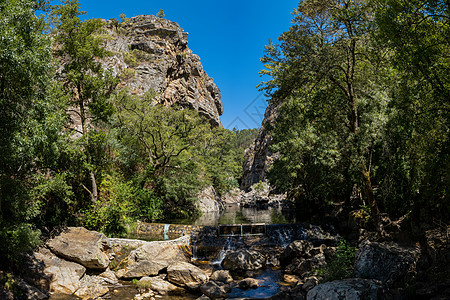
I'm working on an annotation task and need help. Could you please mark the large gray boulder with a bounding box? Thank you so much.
[200,281,229,299]
[113,235,190,278]
[46,227,110,270]
[138,276,184,295]
[210,270,233,284]
[222,249,265,271]
[307,278,386,300]
[26,247,86,295]
[167,262,209,290]
[354,240,419,285]
[196,185,222,213]
[73,275,109,299]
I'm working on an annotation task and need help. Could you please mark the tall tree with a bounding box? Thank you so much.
[0,0,60,268]
[261,0,390,228]
[51,0,117,204]
[375,0,450,218]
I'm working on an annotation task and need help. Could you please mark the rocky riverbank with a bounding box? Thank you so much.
[11,224,450,300]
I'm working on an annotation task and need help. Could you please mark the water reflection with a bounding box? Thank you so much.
[169,204,296,226]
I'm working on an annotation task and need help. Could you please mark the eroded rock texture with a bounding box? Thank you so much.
[102,15,223,126]
[241,103,280,190]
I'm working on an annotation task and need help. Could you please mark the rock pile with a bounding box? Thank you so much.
[22,227,201,299]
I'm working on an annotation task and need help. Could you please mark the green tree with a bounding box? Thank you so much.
[51,0,118,204]
[0,0,60,269]
[261,0,390,228]
[374,0,450,218]
[114,91,210,218]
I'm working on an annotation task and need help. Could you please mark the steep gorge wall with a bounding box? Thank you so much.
[240,103,280,191]
[101,15,223,126]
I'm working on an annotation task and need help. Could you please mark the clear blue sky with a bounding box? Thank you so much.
[69,0,299,129]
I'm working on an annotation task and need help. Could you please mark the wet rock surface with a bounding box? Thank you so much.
[200,280,229,299]
[221,249,265,271]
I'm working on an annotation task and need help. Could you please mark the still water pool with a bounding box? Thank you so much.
[167,204,297,226]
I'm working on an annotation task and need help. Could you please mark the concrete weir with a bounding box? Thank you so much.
[218,223,266,236]
[133,222,338,261]
[134,222,267,240]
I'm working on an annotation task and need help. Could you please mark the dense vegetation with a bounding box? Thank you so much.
[0,0,256,271]
[261,0,449,230]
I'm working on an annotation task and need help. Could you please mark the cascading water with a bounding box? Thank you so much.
[211,235,235,266]
[163,224,170,240]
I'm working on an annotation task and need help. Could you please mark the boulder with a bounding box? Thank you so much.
[302,276,318,292]
[222,249,265,271]
[46,227,110,270]
[138,276,184,295]
[98,269,118,285]
[26,247,86,294]
[200,281,228,299]
[196,185,222,213]
[238,278,259,289]
[306,278,385,300]
[210,270,233,284]
[221,188,242,204]
[116,260,166,278]
[354,240,419,285]
[114,235,190,279]
[167,262,209,290]
[285,254,326,277]
[74,275,109,300]
[17,279,48,300]
[280,240,314,266]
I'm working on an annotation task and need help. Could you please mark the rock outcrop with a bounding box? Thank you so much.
[354,240,420,286]
[241,103,280,190]
[113,235,190,278]
[196,185,222,213]
[46,227,110,270]
[167,262,209,290]
[102,15,223,126]
[307,278,386,300]
[26,247,86,294]
[222,249,265,271]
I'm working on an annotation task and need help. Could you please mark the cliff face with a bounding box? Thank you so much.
[101,15,223,126]
[240,103,280,191]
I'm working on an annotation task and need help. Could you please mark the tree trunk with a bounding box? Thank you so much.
[90,170,98,204]
[362,168,381,231]
[79,96,98,205]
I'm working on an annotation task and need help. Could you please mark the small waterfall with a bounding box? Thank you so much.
[163,224,170,240]
[211,235,235,266]
[274,227,291,247]
[192,239,198,260]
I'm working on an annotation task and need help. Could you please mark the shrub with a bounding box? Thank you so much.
[319,239,357,282]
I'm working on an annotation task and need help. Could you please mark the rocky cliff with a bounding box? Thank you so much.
[240,102,279,191]
[101,15,223,126]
